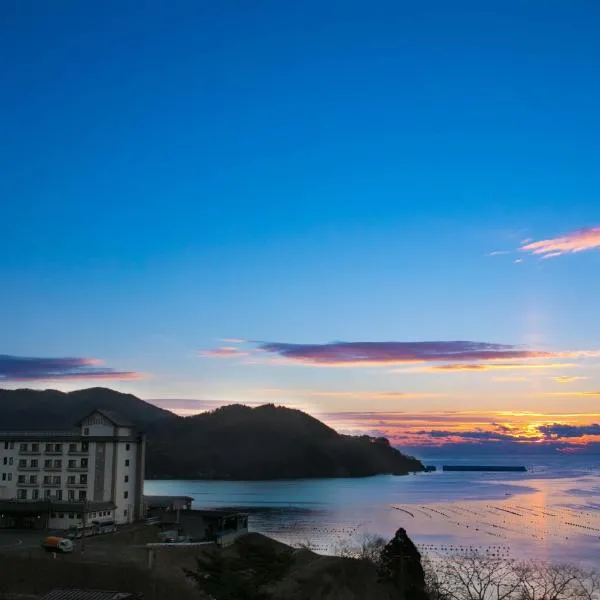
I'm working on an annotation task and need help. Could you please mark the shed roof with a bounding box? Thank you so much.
[143,495,193,507]
[38,590,141,600]
[76,409,133,428]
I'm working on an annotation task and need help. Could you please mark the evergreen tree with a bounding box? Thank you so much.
[379,528,428,600]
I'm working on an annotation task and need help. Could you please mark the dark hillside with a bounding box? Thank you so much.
[0,388,424,479]
[146,403,423,479]
[0,387,175,431]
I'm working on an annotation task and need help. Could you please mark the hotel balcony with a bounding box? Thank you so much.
[18,450,41,456]
[17,466,41,471]
[66,482,87,488]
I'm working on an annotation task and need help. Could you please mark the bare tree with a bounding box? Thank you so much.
[422,553,600,600]
[357,533,387,564]
[516,561,600,600]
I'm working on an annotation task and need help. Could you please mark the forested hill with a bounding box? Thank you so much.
[145,403,424,479]
[1,388,424,479]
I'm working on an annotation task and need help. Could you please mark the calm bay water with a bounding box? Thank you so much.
[145,456,600,566]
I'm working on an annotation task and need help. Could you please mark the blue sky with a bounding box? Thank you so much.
[1,1,600,447]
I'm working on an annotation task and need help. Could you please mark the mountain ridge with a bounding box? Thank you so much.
[0,387,424,479]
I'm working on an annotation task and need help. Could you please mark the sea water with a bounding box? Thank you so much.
[145,454,600,566]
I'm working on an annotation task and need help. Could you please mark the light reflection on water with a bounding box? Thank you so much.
[145,461,600,566]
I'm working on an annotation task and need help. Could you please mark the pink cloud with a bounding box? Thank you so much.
[520,226,600,258]
[0,355,144,381]
[251,340,599,368]
[420,362,577,372]
[198,347,248,358]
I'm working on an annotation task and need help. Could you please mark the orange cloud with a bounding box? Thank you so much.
[415,362,577,372]
[553,376,588,384]
[520,226,600,258]
[546,391,600,397]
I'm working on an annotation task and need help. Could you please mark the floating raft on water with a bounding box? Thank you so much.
[442,465,527,472]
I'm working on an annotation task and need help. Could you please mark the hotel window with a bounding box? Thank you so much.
[7,473,12,481]
[81,458,88,468]
[68,460,76,468]
[19,443,27,452]
[31,443,39,452]
[124,491,129,499]
[58,513,64,519]
[2,457,6,465]
[124,475,129,483]
[67,476,75,484]
[69,513,75,519]
[68,490,75,501]
[56,490,63,500]
[43,476,51,485]
[10,442,14,450]
[125,460,130,467]
[78,490,87,500]
[1,473,5,481]
[17,489,27,499]
[32,489,39,500]
[4,441,8,449]
[30,459,38,468]
[82,442,89,452]
[55,444,62,452]
[29,475,37,484]
[18,459,26,468]
[45,489,52,498]
[44,459,52,468]
[45,443,53,452]
[18,475,25,484]
[125,443,130,451]
[53,476,61,485]
[80,474,87,484]
[54,459,61,468]
[124,509,128,517]
[69,443,77,452]
[83,428,89,436]
[8,457,13,465]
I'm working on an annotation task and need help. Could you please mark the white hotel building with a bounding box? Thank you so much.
[0,409,146,530]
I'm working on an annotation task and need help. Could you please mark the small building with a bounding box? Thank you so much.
[144,495,248,546]
[0,409,146,529]
[39,589,142,600]
[143,494,193,513]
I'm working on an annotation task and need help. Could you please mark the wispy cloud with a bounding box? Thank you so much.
[198,347,248,358]
[252,340,593,368]
[418,362,577,372]
[553,376,588,384]
[520,226,600,258]
[261,388,441,400]
[546,391,600,397]
[486,250,511,257]
[0,355,143,382]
